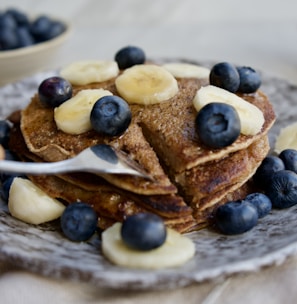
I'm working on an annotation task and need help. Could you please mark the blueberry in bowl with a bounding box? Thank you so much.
[0,9,67,51]
[0,7,71,86]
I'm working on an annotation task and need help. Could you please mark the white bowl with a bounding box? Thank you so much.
[0,20,71,87]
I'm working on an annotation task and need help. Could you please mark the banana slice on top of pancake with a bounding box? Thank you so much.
[162,62,210,79]
[115,64,179,105]
[193,85,265,136]
[54,89,113,134]
[60,60,119,86]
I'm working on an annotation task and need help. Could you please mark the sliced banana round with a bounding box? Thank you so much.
[60,60,119,86]
[193,85,264,136]
[162,62,210,79]
[115,64,179,105]
[102,222,195,269]
[8,177,65,225]
[54,89,113,135]
[274,122,297,153]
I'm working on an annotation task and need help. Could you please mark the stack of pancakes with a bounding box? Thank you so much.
[9,67,275,233]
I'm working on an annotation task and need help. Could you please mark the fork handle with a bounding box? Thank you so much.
[0,159,72,175]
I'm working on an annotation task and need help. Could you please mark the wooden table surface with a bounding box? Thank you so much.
[1,0,297,303]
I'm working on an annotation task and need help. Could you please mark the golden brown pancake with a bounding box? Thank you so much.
[9,123,268,232]
[20,77,275,185]
[174,135,269,207]
[9,125,197,233]
[9,62,276,233]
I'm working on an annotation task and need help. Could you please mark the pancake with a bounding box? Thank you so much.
[9,124,269,233]
[9,128,254,233]
[9,125,197,233]
[20,77,275,193]
[9,61,276,233]
[174,135,269,207]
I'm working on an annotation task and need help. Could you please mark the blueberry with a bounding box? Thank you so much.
[90,144,118,164]
[15,26,34,48]
[0,120,11,148]
[45,21,66,40]
[0,27,19,50]
[4,149,19,161]
[0,10,65,50]
[214,201,258,235]
[0,12,17,30]
[115,46,146,69]
[244,193,272,218]
[0,150,22,182]
[30,15,53,42]
[38,77,72,107]
[253,156,285,190]
[236,66,261,94]
[90,95,132,137]
[266,170,297,209]
[195,102,240,149]
[121,213,167,251]
[5,8,30,26]
[279,149,297,173]
[209,62,240,93]
[60,202,98,242]
[1,176,15,202]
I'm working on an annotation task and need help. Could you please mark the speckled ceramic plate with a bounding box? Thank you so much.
[0,63,297,291]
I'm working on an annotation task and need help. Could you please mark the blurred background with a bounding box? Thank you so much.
[1,0,297,84]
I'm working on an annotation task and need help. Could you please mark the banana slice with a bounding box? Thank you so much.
[115,64,179,105]
[54,89,113,134]
[8,177,65,225]
[60,60,119,86]
[274,122,297,153]
[162,62,210,79]
[193,85,264,136]
[102,222,195,269]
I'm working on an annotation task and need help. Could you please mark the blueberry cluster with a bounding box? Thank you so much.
[0,8,66,51]
[210,62,261,94]
[254,149,297,209]
[214,149,297,235]
[214,193,271,235]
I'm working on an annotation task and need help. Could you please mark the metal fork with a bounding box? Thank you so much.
[0,144,151,179]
